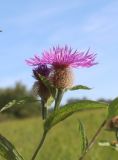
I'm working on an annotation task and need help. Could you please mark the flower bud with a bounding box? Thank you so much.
[32,81,51,101]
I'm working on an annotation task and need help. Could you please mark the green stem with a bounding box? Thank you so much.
[31,131,47,160]
[54,89,64,111]
[41,100,47,119]
[79,119,107,160]
[115,130,118,141]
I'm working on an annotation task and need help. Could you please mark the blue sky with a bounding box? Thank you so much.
[0,0,118,102]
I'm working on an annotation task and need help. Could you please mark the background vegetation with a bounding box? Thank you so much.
[0,83,115,160]
[0,110,117,160]
[0,82,40,120]
[0,82,111,120]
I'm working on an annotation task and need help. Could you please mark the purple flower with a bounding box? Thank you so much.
[25,55,41,66]
[41,46,97,68]
[26,56,51,79]
[26,46,97,68]
[26,45,97,89]
[33,65,51,80]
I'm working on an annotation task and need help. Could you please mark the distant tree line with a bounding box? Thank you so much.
[0,82,41,120]
[0,82,111,120]
[67,97,112,104]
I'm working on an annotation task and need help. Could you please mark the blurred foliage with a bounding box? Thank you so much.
[0,82,111,120]
[0,110,117,160]
[0,82,41,119]
[67,97,112,104]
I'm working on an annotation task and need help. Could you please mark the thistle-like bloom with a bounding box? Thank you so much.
[41,46,97,89]
[26,45,97,89]
[41,46,97,68]
[27,64,51,101]
[26,55,41,66]
[33,65,51,80]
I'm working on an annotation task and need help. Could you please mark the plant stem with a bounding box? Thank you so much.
[31,131,47,160]
[54,89,64,111]
[41,100,47,119]
[115,130,118,141]
[79,119,107,160]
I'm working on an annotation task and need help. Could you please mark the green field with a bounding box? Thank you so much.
[0,109,118,160]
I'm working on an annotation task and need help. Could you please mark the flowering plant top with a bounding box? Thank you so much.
[26,45,97,68]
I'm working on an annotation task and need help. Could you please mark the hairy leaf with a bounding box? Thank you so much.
[78,120,88,153]
[70,85,91,91]
[0,134,24,160]
[44,100,108,132]
[108,97,118,118]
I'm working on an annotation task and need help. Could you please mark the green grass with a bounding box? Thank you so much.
[0,109,118,160]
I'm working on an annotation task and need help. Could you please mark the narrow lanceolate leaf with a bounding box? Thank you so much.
[108,97,118,118]
[0,97,39,113]
[79,120,88,153]
[0,100,25,113]
[44,100,108,132]
[38,74,53,89]
[0,134,24,160]
[70,85,91,91]
[46,96,54,108]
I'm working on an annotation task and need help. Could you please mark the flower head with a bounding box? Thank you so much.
[25,55,41,66]
[32,65,51,100]
[26,45,97,89]
[33,65,51,80]
[32,81,51,101]
[26,59,52,99]
[41,46,97,68]
[26,46,97,68]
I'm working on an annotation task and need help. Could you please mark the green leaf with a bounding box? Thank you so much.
[38,74,53,89]
[0,97,40,113]
[108,97,118,118]
[78,120,88,154]
[44,100,108,132]
[45,96,54,108]
[0,100,25,113]
[70,85,91,91]
[0,134,24,160]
